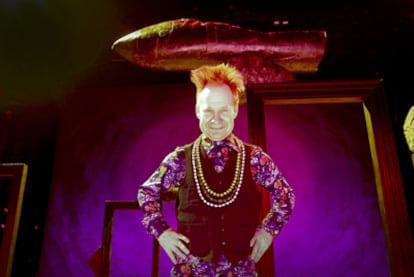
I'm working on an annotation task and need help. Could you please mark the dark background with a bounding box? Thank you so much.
[0,0,413,275]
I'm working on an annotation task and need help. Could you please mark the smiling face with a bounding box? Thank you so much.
[196,84,238,141]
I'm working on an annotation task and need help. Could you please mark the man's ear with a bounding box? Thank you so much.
[233,105,239,118]
[195,104,200,119]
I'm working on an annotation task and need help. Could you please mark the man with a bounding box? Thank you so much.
[138,63,295,276]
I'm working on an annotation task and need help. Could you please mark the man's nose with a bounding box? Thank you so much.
[211,113,220,123]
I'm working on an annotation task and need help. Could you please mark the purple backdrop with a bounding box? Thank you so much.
[38,83,389,276]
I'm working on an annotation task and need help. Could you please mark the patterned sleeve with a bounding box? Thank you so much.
[250,145,296,237]
[137,146,187,238]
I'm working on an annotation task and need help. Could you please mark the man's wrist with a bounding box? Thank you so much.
[259,224,278,238]
[148,218,170,239]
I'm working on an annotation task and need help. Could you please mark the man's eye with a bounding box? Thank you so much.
[203,110,213,116]
[220,109,231,115]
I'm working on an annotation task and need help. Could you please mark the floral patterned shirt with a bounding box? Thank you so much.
[137,134,295,239]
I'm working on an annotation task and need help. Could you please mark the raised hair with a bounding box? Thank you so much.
[190,63,245,104]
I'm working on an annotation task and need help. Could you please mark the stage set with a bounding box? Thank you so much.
[1,2,414,277]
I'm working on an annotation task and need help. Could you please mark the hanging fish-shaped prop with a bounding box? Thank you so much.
[112,18,327,75]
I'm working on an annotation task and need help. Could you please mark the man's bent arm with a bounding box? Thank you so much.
[137,147,187,238]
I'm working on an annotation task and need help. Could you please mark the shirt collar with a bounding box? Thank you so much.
[200,134,240,154]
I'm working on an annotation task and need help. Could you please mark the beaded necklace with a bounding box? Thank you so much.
[192,136,245,208]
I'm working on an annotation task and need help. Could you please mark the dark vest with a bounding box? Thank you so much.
[177,142,261,265]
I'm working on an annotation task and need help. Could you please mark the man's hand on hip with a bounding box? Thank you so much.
[158,228,190,264]
[249,228,273,263]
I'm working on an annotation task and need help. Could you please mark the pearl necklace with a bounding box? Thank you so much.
[192,136,245,208]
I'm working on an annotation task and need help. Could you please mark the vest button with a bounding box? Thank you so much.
[221,228,224,232]
[222,241,226,246]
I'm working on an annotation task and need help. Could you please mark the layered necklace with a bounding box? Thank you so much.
[192,136,245,208]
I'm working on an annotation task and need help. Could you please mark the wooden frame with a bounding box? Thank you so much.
[246,79,414,277]
[0,163,28,277]
[100,200,160,277]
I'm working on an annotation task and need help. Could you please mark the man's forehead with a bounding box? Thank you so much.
[199,102,233,109]
[197,95,234,107]
[198,88,234,105]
